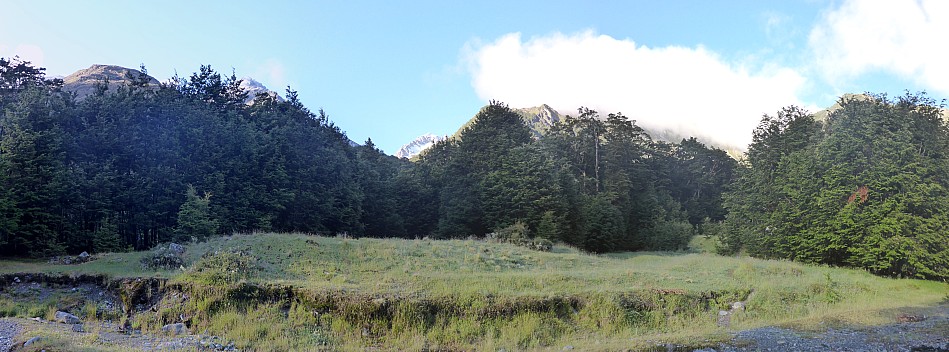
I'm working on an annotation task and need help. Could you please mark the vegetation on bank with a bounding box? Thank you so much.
[1,234,946,351]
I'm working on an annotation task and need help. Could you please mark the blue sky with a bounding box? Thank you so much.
[2,0,946,153]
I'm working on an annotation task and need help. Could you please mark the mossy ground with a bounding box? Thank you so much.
[1,233,946,351]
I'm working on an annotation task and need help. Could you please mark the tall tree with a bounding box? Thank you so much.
[0,87,70,256]
[174,185,219,242]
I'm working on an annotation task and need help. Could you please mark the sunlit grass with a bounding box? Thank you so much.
[1,232,946,351]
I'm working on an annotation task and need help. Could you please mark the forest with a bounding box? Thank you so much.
[0,57,946,281]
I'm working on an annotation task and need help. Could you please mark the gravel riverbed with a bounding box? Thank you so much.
[2,310,946,351]
[0,320,20,352]
[695,307,949,352]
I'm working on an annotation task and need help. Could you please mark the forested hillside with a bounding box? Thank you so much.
[1,58,946,281]
[0,58,732,257]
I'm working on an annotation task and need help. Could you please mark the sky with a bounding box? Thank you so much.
[1,0,946,154]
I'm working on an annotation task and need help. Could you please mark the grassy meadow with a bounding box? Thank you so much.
[1,233,947,351]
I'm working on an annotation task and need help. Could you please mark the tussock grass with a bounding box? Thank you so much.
[1,232,947,351]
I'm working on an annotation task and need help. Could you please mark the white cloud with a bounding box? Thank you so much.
[809,0,949,94]
[465,31,806,149]
[253,59,288,91]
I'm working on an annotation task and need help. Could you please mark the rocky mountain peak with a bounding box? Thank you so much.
[515,104,562,138]
[239,77,284,104]
[395,133,446,159]
[62,64,159,98]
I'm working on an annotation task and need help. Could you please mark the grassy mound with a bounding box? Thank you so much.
[1,233,946,351]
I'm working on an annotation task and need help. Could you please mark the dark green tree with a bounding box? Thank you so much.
[93,215,125,253]
[723,94,949,280]
[0,86,70,256]
[174,185,219,242]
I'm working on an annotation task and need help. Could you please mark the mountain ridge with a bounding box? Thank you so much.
[394,133,446,159]
[61,65,283,105]
[62,64,159,98]
[401,103,743,159]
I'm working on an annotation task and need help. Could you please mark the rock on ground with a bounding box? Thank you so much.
[161,323,188,336]
[54,311,81,324]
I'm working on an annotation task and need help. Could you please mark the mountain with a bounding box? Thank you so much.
[61,65,285,106]
[62,64,159,98]
[396,104,560,159]
[451,104,562,139]
[454,103,752,159]
[395,133,446,159]
[516,104,562,138]
[239,77,284,104]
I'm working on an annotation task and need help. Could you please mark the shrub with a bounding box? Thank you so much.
[646,219,693,251]
[140,243,185,270]
[185,249,258,286]
[487,221,552,252]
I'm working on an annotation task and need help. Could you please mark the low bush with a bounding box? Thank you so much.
[140,243,185,270]
[487,221,552,251]
[185,249,258,286]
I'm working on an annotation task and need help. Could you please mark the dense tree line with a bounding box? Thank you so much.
[11,58,945,281]
[0,59,421,256]
[723,94,949,280]
[414,102,736,252]
[0,59,733,256]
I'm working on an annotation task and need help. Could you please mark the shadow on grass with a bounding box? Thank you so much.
[602,251,696,260]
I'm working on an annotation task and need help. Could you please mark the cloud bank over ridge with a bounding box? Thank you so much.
[465,31,806,150]
[465,0,949,151]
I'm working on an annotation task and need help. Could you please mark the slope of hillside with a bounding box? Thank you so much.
[1,233,945,351]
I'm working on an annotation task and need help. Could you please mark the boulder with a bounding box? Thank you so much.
[161,322,188,335]
[168,243,186,254]
[717,310,731,327]
[23,336,42,347]
[55,311,81,324]
[732,301,746,311]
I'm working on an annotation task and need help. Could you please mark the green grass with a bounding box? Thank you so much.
[2,232,947,351]
[0,251,177,278]
[688,235,721,253]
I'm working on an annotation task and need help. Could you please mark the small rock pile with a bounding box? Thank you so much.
[48,251,94,265]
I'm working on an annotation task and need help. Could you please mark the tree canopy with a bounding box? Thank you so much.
[3,58,943,281]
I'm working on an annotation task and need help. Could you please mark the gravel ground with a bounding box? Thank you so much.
[0,317,235,352]
[695,308,949,352]
[2,308,946,351]
[0,319,20,352]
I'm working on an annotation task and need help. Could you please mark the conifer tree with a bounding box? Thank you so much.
[174,185,218,242]
[0,87,69,256]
